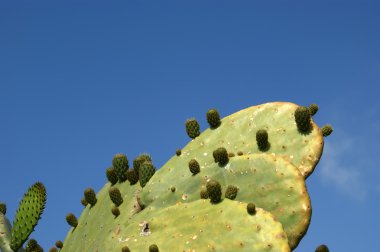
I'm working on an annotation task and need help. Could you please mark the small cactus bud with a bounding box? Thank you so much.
[308,103,319,116]
[66,213,78,228]
[106,167,118,185]
[81,197,88,207]
[206,108,221,128]
[295,106,312,133]
[55,240,63,249]
[185,118,200,139]
[149,244,159,252]
[206,179,222,204]
[26,239,38,250]
[139,161,156,188]
[112,153,129,182]
[122,246,131,252]
[188,159,200,175]
[228,152,235,157]
[237,151,243,156]
[112,206,120,217]
[256,129,270,151]
[126,169,139,185]
[133,154,152,175]
[247,203,256,215]
[0,202,6,215]
[49,247,58,252]
[84,187,97,206]
[213,147,229,166]
[315,244,330,252]
[170,186,176,192]
[200,188,209,199]
[109,187,123,206]
[176,149,182,156]
[321,124,333,137]
[225,185,239,200]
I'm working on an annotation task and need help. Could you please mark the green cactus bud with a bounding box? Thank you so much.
[55,240,63,249]
[112,206,120,218]
[133,154,152,177]
[84,188,97,206]
[228,152,235,157]
[122,246,131,252]
[206,108,221,129]
[66,213,78,228]
[109,187,123,206]
[49,247,58,252]
[322,124,333,137]
[35,244,44,252]
[315,244,329,252]
[26,239,38,251]
[295,106,312,132]
[175,149,181,156]
[200,188,209,199]
[247,203,256,215]
[188,159,200,175]
[237,151,243,156]
[10,182,47,252]
[212,147,229,166]
[139,162,156,188]
[170,186,176,192]
[256,129,270,151]
[185,118,200,139]
[149,244,159,252]
[112,154,129,182]
[206,179,222,204]
[126,169,139,185]
[106,167,118,185]
[225,185,239,200]
[81,197,88,207]
[0,202,6,215]
[308,103,319,116]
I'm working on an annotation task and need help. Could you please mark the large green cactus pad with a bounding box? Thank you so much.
[141,154,311,249]
[107,200,290,251]
[184,102,323,177]
[10,182,46,251]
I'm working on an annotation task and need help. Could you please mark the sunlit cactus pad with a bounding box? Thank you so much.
[141,154,311,249]
[177,102,323,177]
[83,200,290,252]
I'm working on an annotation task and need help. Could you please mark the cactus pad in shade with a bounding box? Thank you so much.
[140,154,311,249]
[10,182,46,252]
[185,118,200,138]
[112,154,129,182]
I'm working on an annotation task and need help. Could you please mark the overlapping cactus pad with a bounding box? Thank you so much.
[141,154,311,248]
[0,101,332,252]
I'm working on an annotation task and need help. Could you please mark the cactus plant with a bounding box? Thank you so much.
[1,101,333,251]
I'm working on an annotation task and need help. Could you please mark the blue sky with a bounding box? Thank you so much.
[0,1,379,251]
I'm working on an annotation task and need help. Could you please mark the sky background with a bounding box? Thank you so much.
[0,1,379,251]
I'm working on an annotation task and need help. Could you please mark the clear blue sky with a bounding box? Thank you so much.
[1,1,379,251]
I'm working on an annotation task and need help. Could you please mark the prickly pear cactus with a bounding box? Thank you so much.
[1,101,333,252]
